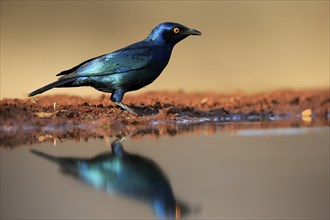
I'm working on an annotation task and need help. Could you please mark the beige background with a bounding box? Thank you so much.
[1,1,329,98]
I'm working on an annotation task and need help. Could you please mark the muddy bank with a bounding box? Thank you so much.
[1,89,329,147]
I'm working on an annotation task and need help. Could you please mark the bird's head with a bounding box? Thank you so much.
[146,22,201,46]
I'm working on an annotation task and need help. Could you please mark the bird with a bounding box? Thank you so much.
[30,136,189,219]
[28,22,201,115]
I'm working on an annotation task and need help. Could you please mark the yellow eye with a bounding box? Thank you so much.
[173,27,180,34]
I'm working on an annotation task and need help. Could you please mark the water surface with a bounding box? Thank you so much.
[1,123,329,219]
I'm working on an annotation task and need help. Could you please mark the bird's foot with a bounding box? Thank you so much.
[114,102,147,116]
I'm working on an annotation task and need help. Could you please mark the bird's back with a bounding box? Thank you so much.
[59,41,172,93]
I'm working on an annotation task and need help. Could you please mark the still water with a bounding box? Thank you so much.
[1,124,329,219]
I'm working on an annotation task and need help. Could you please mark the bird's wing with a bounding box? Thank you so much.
[57,44,153,78]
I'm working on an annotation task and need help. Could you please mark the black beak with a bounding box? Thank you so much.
[188,28,202,36]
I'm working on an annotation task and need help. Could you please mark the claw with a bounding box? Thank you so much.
[114,102,145,116]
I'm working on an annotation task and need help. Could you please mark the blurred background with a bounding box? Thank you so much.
[1,1,329,99]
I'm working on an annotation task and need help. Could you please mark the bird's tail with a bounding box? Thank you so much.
[28,77,76,97]
[30,149,59,164]
[30,149,80,176]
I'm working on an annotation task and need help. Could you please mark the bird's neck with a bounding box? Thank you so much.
[145,36,175,49]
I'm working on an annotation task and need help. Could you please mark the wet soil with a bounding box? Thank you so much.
[1,89,329,147]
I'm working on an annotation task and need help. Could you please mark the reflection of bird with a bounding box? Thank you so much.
[28,22,201,115]
[30,137,188,219]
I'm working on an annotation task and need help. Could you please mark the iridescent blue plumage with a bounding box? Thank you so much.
[30,137,189,219]
[28,22,201,115]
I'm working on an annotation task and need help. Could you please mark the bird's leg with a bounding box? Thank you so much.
[111,137,126,157]
[111,88,143,116]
